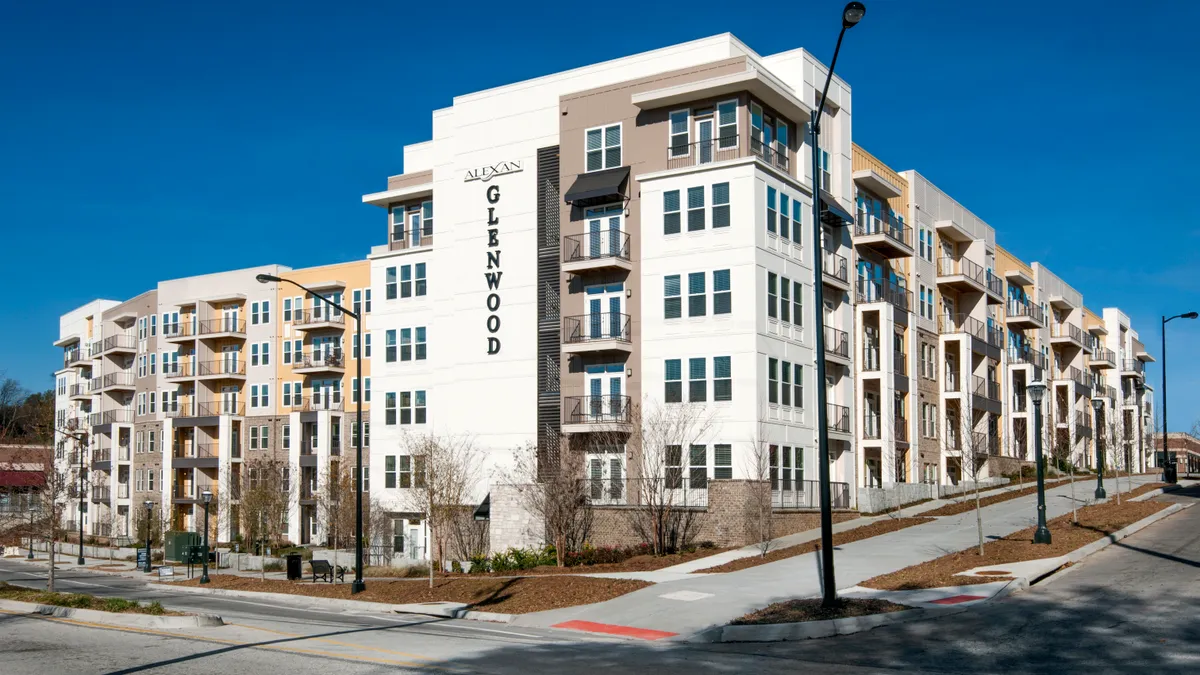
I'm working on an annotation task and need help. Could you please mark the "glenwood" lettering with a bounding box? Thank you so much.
[485,184,502,355]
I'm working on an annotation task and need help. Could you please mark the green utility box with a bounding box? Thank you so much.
[164,531,200,562]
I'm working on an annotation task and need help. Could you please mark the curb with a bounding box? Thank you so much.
[716,606,968,642]
[0,598,223,628]
[1129,483,1184,502]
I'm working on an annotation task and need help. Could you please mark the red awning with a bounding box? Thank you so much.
[0,471,44,488]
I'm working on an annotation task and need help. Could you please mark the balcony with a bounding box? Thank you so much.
[172,482,216,503]
[936,256,987,294]
[118,483,129,499]
[99,371,135,392]
[853,212,913,258]
[293,309,347,332]
[750,137,791,173]
[197,318,246,339]
[894,351,908,377]
[389,229,434,252]
[938,313,1003,350]
[984,271,1004,304]
[822,251,850,290]
[1120,359,1145,378]
[64,349,90,368]
[68,383,90,401]
[561,230,632,274]
[563,395,632,434]
[173,443,218,468]
[855,278,911,312]
[970,432,1000,456]
[118,445,131,461]
[945,370,962,393]
[1007,347,1048,371]
[863,413,881,440]
[582,476,710,508]
[1076,411,1092,439]
[164,361,195,380]
[90,409,133,427]
[1050,323,1086,349]
[99,334,137,355]
[91,448,111,470]
[824,326,851,366]
[289,396,345,413]
[973,375,1000,403]
[197,400,245,417]
[1090,347,1117,370]
[293,349,347,375]
[1005,300,1046,329]
[1055,366,1092,393]
[827,403,851,436]
[666,134,746,171]
[91,487,110,504]
[562,313,632,355]
[196,359,246,380]
[164,398,197,418]
[162,322,196,343]
[88,377,103,393]
[895,416,909,443]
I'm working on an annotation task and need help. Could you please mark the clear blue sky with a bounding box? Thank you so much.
[3,0,1199,429]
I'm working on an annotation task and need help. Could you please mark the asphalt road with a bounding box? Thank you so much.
[1,487,1197,674]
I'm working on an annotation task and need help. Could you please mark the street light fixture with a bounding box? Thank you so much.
[200,489,212,584]
[1027,381,1052,544]
[257,272,367,594]
[1091,397,1105,499]
[64,421,88,566]
[1160,311,1196,483]
[810,0,866,609]
[1135,380,1146,473]
[143,500,153,573]
[27,501,37,560]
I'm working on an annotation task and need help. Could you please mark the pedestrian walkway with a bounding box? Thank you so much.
[516,474,1161,640]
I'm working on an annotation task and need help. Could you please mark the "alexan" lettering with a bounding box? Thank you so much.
[485,184,502,355]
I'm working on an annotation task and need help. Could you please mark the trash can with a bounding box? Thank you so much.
[286,553,303,581]
[1164,464,1178,484]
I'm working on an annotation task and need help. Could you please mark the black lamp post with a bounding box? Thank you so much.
[143,500,153,573]
[810,0,865,610]
[200,489,212,584]
[1135,380,1145,473]
[1027,381,1052,544]
[1160,311,1196,483]
[27,501,36,560]
[1091,397,1105,499]
[257,273,366,594]
[70,427,88,565]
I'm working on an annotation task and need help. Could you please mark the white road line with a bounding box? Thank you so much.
[434,623,545,639]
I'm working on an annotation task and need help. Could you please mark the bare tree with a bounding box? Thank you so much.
[2,426,78,591]
[748,414,774,556]
[504,439,592,566]
[316,458,354,571]
[239,451,295,578]
[0,377,30,443]
[399,433,485,587]
[1100,410,1128,505]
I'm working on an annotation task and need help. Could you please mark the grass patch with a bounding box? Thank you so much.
[0,582,178,615]
[732,597,911,625]
[696,517,934,574]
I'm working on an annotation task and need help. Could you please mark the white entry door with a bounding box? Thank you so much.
[585,283,624,341]
[222,304,240,333]
[695,117,714,164]
[221,385,239,415]
[586,368,623,421]
[222,344,239,375]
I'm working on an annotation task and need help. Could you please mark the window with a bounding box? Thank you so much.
[283,425,291,449]
[781,360,791,406]
[665,359,682,402]
[261,300,270,324]
[767,272,778,319]
[586,123,621,172]
[385,456,396,489]
[150,315,156,336]
[386,267,397,300]
[713,444,732,479]
[665,445,683,489]
[282,382,292,407]
[779,193,790,240]
[717,100,737,147]
[793,281,803,326]
[689,358,706,402]
[713,269,731,315]
[415,327,427,360]
[149,392,156,414]
[283,298,292,322]
[399,456,413,488]
[353,333,360,359]
[421,201,434,239]
[251,302,259,325]
[767,186,777,234]
[687,186,705,231]
[669,110,689,156]
[365,333,372,358]
[282,340,291,365]
[400,328,412,361]
[250,426,259,450]
[817,148,831,192]
[688,272,706,317]
[364,289,372,313]
[391,205,405,242]
[352,289,362,315]
[768,357,779,404]
[664,275,681,319]
[251,343,259,367]
[791,199,803,245]
[398,390,427,425]
[386,330,397,362]
[794,363,803,408]
[714,356,731,402]
[149,354,156,375]
[147,464,155,490]
[780,277,791,323]
[664,190,681,235]
[251,385,260,408]
[689,445,707,489]
[136,431,143,454]
[711,182,730,228]
[135,469,144,492]
[148,431,155,454]
[138,317,147,340]
[137,393,146,416]
[385,392,396,425]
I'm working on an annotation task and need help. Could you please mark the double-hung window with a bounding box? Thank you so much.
[385,330,397,362]
[713,444,733,479]
[779,194,790,240]
[415,327,427,360]
[385,456,397,488]
[687,272,705,317]
[669,110,689,157]
[687,187,705,231]
[768,357,779,404]
[689,445,707,489]
[793,363,804,408]
[817,148,831,192]
[688,358,706,402]
[664,190,681,235]
[767,186,777,234]
[586,124,621,172]
[400,265,412,298]
[711,182,730,228]
[713,270,731,315]
[780,277,791,323]
[391,206,405,243]
[400,328,412,361]
[663,275,681,319]
[717,100,737,147]
[385,393,396,425]
[713,356,731,401]
[793,281,803,325]
[283,382,293,407]
[791,199,803,245]
[767,272,778,319]
[386,267,397,299]
[665,359,682,403]
[781,360,792,406]
[283,298,292,322]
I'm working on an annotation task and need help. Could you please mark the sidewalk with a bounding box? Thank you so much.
[515,473,1163,640]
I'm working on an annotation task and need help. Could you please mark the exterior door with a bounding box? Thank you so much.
[222,344,239,374]
[585,284,624,340]
[222,304,239,333]
[586,370,623,420]
[409,210,422,248]
[864,391,880,438]
[221,385,238,415]
[586,207,622,260]
[864,325,879,370]
[695,117,714,164]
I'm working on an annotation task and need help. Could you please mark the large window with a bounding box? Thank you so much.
[688,272,706,317]
[664,190,681,235]
[669,110,689,157]
[712,182,730,228]
[687,187,705,231]
[713,269,731,315]
[665,359,682,402]
[586,124,621,171]
[664,275,681,319]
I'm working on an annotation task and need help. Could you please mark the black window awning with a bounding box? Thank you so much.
[473,493,491,521]
[564,166,630,207]
[820,190,855,226]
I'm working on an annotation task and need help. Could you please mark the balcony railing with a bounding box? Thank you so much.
[863,413,881,440]
[772,479,851,509]
[562,230,630,266]
[945,370,962,392]
[824,326,850,359]
[822,251,849,284]
[938,313,1001,347]
[827,403,851,433]
[895,351,908,377]
[197,360,246,377]
[1006,299,1046,325]
[164,361,194,378]
[1007,347,1047,370]
[854,212,912,250]
[197,400,245,417]
[173,482,216,500]
[91,487,110,503]
[581,476,714,508]
[64,350,89,368]
[985,271,1003,297]
[388,230,434,251]
[666,133,743,170]
[1121,359,1145,375]
[1091,347,1117,366]
[161,322,192,339]
[562,313,631,345]
[971,432,1000,456]
[862,345,881,371]
[101,372,135,389]
[88,377,102,392]
[69,383,88,397]
[1051,322,1085,346]
[90,409,133,425]
[118,483,129,499]
[895,416,909,443]
[750,137,790,173]
[173,443,217,459]
[973,375,1000,402]
[855,278,911,312]
[93,448,111,463]
[101,334,137,353]
[936,256,986,287]
[293,309,346,327]
[295,349,345,370]
[118,445,131,461]
[564,395,632,426]
[198,318,246,336]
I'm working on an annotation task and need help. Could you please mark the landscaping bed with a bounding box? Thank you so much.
[924,476,1090,517]
[732,597,911,625]
[695,517,934,574]
[860,496,1171,591]
[172,574,650,614]
[0,582,174,615]
[455,544,731,577]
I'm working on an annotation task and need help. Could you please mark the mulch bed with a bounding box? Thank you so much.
[452,546,732,577]
[860,496,1171,591]
[924,476,1098,517]
[171,574,650,614]
[696,517,934,574]
[732,597,911,625]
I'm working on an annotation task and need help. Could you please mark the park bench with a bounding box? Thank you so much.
[309,559,346,583]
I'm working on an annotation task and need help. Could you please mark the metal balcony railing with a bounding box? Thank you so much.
[91,487,110,503]
[945,370,962,392]
[666,133,743,170]
[173,482,216,500]
[164,361,194,378]
[772,479,851,509]
[197,400,245,416]
[173,443,217,459]
[895,417,909,443]
[895,351,908,377]
[855,278,911,311]
[581,476,714,508]
[100,334,137,352]
[562,313,631,344]
[161,322,191,338]
[822,251,849,284]
[973,375,1001,402]
[69,383,88,397]
[562,229,631,266]
[750,137,790,173]
[90,409,133,425]
[971,432,1000,456]
[197,360,246,377]
[1006,299,1046,324]
[854,212,911,249]
[64,350,89,368]
[293,309,346,327]
[1007,347,1048,370]
[1052,322,1085,345]
[198,318,246,336]
[986,271,1003,297]
[1120,359,1145,375]
[102,372,135,388]
[1091,347,1116,365]
[564,395,632,425]
[295,349,345,370]
[827,403,851,433]
[862,345,881,371]
[938,313,1001,347]
[863,413,881,440]
[936,256,986,287]
[824,326,850,359]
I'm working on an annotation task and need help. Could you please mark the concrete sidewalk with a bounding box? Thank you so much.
[516,474,1163,640]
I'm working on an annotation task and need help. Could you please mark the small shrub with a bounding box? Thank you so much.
[143,601,166,615]
[489,550,516,573]
[262,560,284,572]
[450,560,463,574]
[43,593,91,609]
[101,597,138,613]
[468,553,490,573]
[698,541,716,550]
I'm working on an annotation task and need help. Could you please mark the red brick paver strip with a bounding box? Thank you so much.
[552,620,678,641]
[929,594,988,605]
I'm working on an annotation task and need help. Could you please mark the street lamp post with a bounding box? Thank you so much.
[810,0,865,609]
[1160,311,1197,483]
[1091,398,1105,499]
[74,430,87,565]
[1028,381,1052,544]
[27,501,36,560]
[143,500,153,573]
[1135,380,1145,473]
[257,273,366,594]
[200,490,212,584]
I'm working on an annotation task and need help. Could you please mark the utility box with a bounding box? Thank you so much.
[164,531,200,562]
